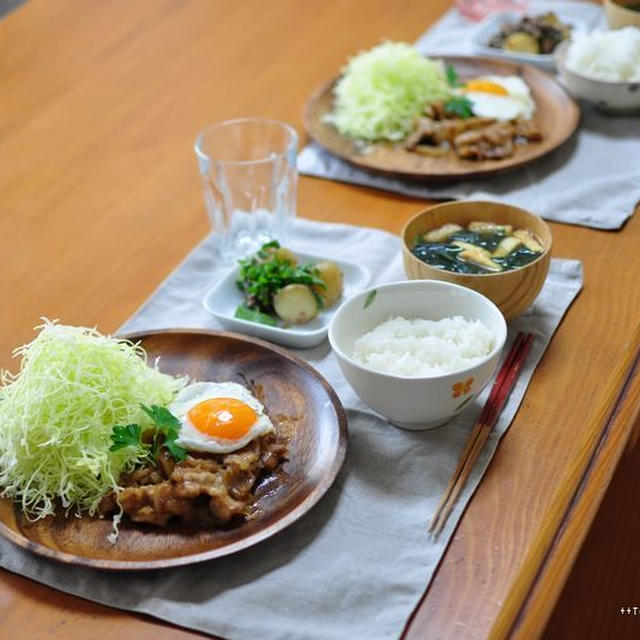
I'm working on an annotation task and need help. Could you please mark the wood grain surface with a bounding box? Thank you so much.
[494,322,640,638]
[401,201,552,318]
[1,0,639,639]
[0,330,347,570]
[304,56,579,181]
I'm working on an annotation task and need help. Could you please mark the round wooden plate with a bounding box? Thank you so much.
[304,55,580,182]
[0,330,348,570]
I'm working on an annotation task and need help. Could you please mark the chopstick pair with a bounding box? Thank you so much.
[429,332,535,538]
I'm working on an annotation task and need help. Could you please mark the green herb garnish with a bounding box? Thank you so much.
[445,64,462,88]
[444,96,474,119]
[109,404,187,462]
[109,424,143,452]
[140,404,187,462]
[234,305,278,326]
[257,239,280,259]
[364,289,377,309]
[236,241,325,314]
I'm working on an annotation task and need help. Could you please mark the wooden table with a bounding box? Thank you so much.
[2,1,640,638]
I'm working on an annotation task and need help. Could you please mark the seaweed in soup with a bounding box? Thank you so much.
[413,222,543,274]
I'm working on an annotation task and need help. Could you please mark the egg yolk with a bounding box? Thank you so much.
[188,397,257,440]
[463,80,508,96]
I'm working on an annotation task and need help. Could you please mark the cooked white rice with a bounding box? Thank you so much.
[353,316,494,377]
[566,27,640,82]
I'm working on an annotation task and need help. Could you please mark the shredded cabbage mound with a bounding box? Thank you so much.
[326,41,451,142]
[0,320,186,521]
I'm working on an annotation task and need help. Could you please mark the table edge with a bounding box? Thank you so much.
[491,321,640,639]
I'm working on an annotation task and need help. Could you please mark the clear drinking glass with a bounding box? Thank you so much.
[194,118,298,262]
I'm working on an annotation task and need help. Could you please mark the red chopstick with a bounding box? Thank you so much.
[429,332,535,537]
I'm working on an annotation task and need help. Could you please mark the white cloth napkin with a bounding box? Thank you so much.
[298,2,640,230]
[0,218,582,640]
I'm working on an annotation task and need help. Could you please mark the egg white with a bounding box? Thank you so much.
[463,75,535,121]
[169,381,274,454]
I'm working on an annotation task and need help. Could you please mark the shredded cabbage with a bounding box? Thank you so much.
[326,41,451,142]
[0,320,186,521]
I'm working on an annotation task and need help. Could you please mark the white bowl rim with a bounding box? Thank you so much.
[328,279,508,382]
[555,39,640,87]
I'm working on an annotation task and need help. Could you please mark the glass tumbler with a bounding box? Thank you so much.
[194,118,298,262]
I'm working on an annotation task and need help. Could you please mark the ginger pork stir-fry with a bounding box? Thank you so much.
[404,102,542,161]
[100,432,287,527]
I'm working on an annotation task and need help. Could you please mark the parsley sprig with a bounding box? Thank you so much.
[109,404,187,462]
[444,64,474,119]
[444,96,474,119]
[110,424,143,451]
[445,64,463,88]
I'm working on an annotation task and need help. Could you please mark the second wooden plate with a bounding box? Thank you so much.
[0,330,348,570]
[304,56,579,182]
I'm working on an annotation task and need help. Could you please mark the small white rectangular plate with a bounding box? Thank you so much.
[471,6,601,70]
[203,251,370,349]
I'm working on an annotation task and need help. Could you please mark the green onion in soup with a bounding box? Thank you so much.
[412,221,543,274]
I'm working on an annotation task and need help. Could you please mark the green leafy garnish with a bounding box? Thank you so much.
[445,64,462,88]
[162,437,188,462]
[236,241,325,315]
[109,424,143,452]
[444,96,474,119]
[235,305,278,326]
[139,403,181,433]
[140,404,187,462]
[364,289,377,309]
[109,404,187,463]
[257,240,280,259]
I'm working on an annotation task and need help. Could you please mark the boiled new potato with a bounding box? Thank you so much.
[274,247,297,265]
[313,260,344,308]
[504,31,540,54]
[273,284,318,324]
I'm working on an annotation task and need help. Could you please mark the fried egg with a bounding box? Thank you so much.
[169,381,274,454]
[461,75,535,121]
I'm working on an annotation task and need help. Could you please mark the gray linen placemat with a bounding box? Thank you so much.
[298,1,640,230]
[0,218,583,640]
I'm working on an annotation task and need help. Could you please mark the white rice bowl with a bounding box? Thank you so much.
[566,27,640,82]
[353,315,495,377]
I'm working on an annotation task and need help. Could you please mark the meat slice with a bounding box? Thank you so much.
[424,101,448,120]
[513,118,543,142]
[404,117,495,149]
[99,433,287,528]
[119,465,165,487]
[455,122,516,160]
[116,482,196,526]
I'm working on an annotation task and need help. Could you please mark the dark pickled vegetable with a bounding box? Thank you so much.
[488,12,571,55]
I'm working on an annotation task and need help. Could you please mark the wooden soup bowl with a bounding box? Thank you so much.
[401,201,552,319]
